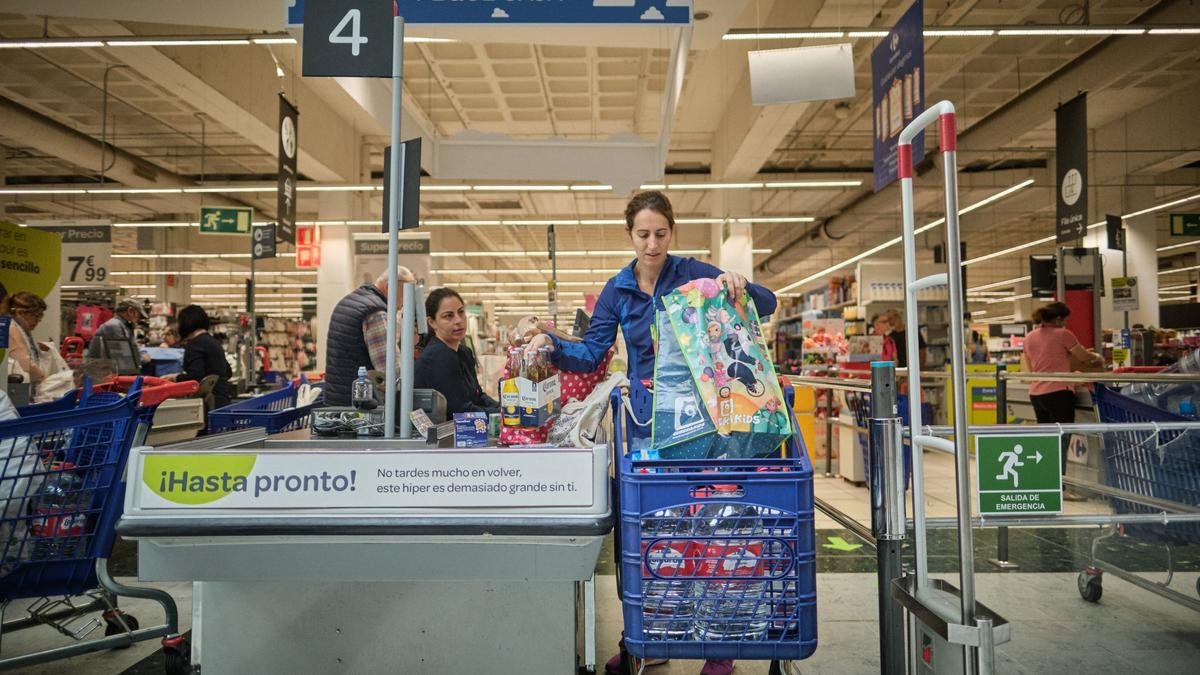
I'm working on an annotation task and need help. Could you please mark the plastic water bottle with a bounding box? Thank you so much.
[351,366,376,410]
[30,466,87,561]
[692,503,770,641]
[641,507,696,640]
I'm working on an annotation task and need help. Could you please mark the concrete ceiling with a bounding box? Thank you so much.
[0,0,1198,318]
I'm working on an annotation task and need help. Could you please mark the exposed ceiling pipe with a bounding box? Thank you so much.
[755,0,1190,279]
[0,96,248,211]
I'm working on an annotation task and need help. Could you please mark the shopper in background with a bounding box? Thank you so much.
[965,314,989,364]
[88,297,147,362]
[528,190,776,675]
[871,313,898,363]
[2,291,49,385]
[885,307,926,368]
[176,304,234,411]
[1021,301,1103,491]
[324,266,416,407]
[414,288,499,415]
[160,326,181,348]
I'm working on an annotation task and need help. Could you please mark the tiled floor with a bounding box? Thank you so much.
[4,447,1198,674]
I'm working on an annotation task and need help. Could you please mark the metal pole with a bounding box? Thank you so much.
[249,255,257,387]
[383,14,406,439]
[869,362,906,675]
[988,365,1018,570]
[941,144,979,675]
[824,386,834,477]
[399,281,415,439]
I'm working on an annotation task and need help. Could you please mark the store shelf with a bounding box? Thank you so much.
[861,298,949,307]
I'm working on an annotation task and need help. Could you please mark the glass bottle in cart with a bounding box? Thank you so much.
[30,464,88,561]
[641,507,697,640]
[692,502,770,641]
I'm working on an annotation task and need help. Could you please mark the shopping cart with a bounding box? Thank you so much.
[208,378,323,434]
[19,376,200,449]
[608,380,816,673]
[0,380,190,674]
[1083,384,1200,608]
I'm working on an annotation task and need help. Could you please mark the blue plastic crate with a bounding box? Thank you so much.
[1093,385,1200,544]
[208,382,323,434]
[611,385,817,662]
[0,390,142,600]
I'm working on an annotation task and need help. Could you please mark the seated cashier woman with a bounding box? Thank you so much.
[528,191,778,675]
[414,288,499,415]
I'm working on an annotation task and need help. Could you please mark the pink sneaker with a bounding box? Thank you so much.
[700,659,734,675]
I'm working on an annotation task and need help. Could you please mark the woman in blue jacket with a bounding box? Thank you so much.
[530,190,776,675]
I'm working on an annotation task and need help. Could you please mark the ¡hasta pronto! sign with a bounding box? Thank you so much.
[135,450,595,509]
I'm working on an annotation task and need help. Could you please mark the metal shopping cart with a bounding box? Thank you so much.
[1083,384,1200,610]
[608,381,816,674]
[0,379,190,673]
[208,377,323,434]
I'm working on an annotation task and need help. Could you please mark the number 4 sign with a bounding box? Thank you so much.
[303,0,394,78]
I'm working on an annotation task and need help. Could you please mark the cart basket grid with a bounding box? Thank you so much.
[208,381,323,434]
[1093,385,1200,544]
[0,391,142,599]
[610,383,817,661]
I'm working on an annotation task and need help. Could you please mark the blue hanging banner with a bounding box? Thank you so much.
[396,0,691,24]
[871,0,925,192]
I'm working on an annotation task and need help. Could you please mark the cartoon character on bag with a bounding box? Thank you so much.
[723,322,766,397]
[704,321,736,396]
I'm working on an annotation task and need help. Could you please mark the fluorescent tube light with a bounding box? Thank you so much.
[969,276,1031,292]
[924,29,995,37]
[723,31,846,41]
[107,39,252,46]
[777,181,1033,293]
[0,40,105,49]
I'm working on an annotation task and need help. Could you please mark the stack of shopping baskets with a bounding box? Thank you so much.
[1,377,192,673]
[208,377,323,434]
[609,383,817,670]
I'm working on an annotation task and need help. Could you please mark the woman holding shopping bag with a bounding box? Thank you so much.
[528,190,777,675]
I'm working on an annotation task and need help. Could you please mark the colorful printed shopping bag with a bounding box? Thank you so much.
[650,310,717,458]
[662,279,792,459]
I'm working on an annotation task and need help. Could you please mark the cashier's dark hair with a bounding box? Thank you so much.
[419,287,465,349]
[625,191,675,231]
[177,304,212,340]
[1032,302,1070,325]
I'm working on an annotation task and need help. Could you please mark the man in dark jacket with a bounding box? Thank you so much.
[324,267,415,406]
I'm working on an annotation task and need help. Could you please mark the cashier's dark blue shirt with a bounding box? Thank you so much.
[548,255,777,385]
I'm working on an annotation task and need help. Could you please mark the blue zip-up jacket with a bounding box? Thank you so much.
[549,255,777,385]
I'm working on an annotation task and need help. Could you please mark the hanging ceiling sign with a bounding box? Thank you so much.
[292,0,692,26]
[871,0,925,192]
[395,0,691,24]
[1055,93,1089,243]
[277,95,299,246]
[30,220,112,286]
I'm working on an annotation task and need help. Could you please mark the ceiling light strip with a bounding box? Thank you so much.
[722,25,1200,41]
[776,181,1033,294]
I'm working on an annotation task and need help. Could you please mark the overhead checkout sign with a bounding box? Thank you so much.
[289,0,691,26]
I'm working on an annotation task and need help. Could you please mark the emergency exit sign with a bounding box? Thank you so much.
[976,434,1062,516]
[1170,213,1200,236]
[199,207,253,235]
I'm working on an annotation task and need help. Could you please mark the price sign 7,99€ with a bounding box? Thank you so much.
[29,221,112,285]
[303,0,394,78]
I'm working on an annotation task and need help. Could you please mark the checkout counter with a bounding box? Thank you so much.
[118,427,613,673]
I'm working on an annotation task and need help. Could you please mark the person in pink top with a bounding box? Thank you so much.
[1021,302,1103,481]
